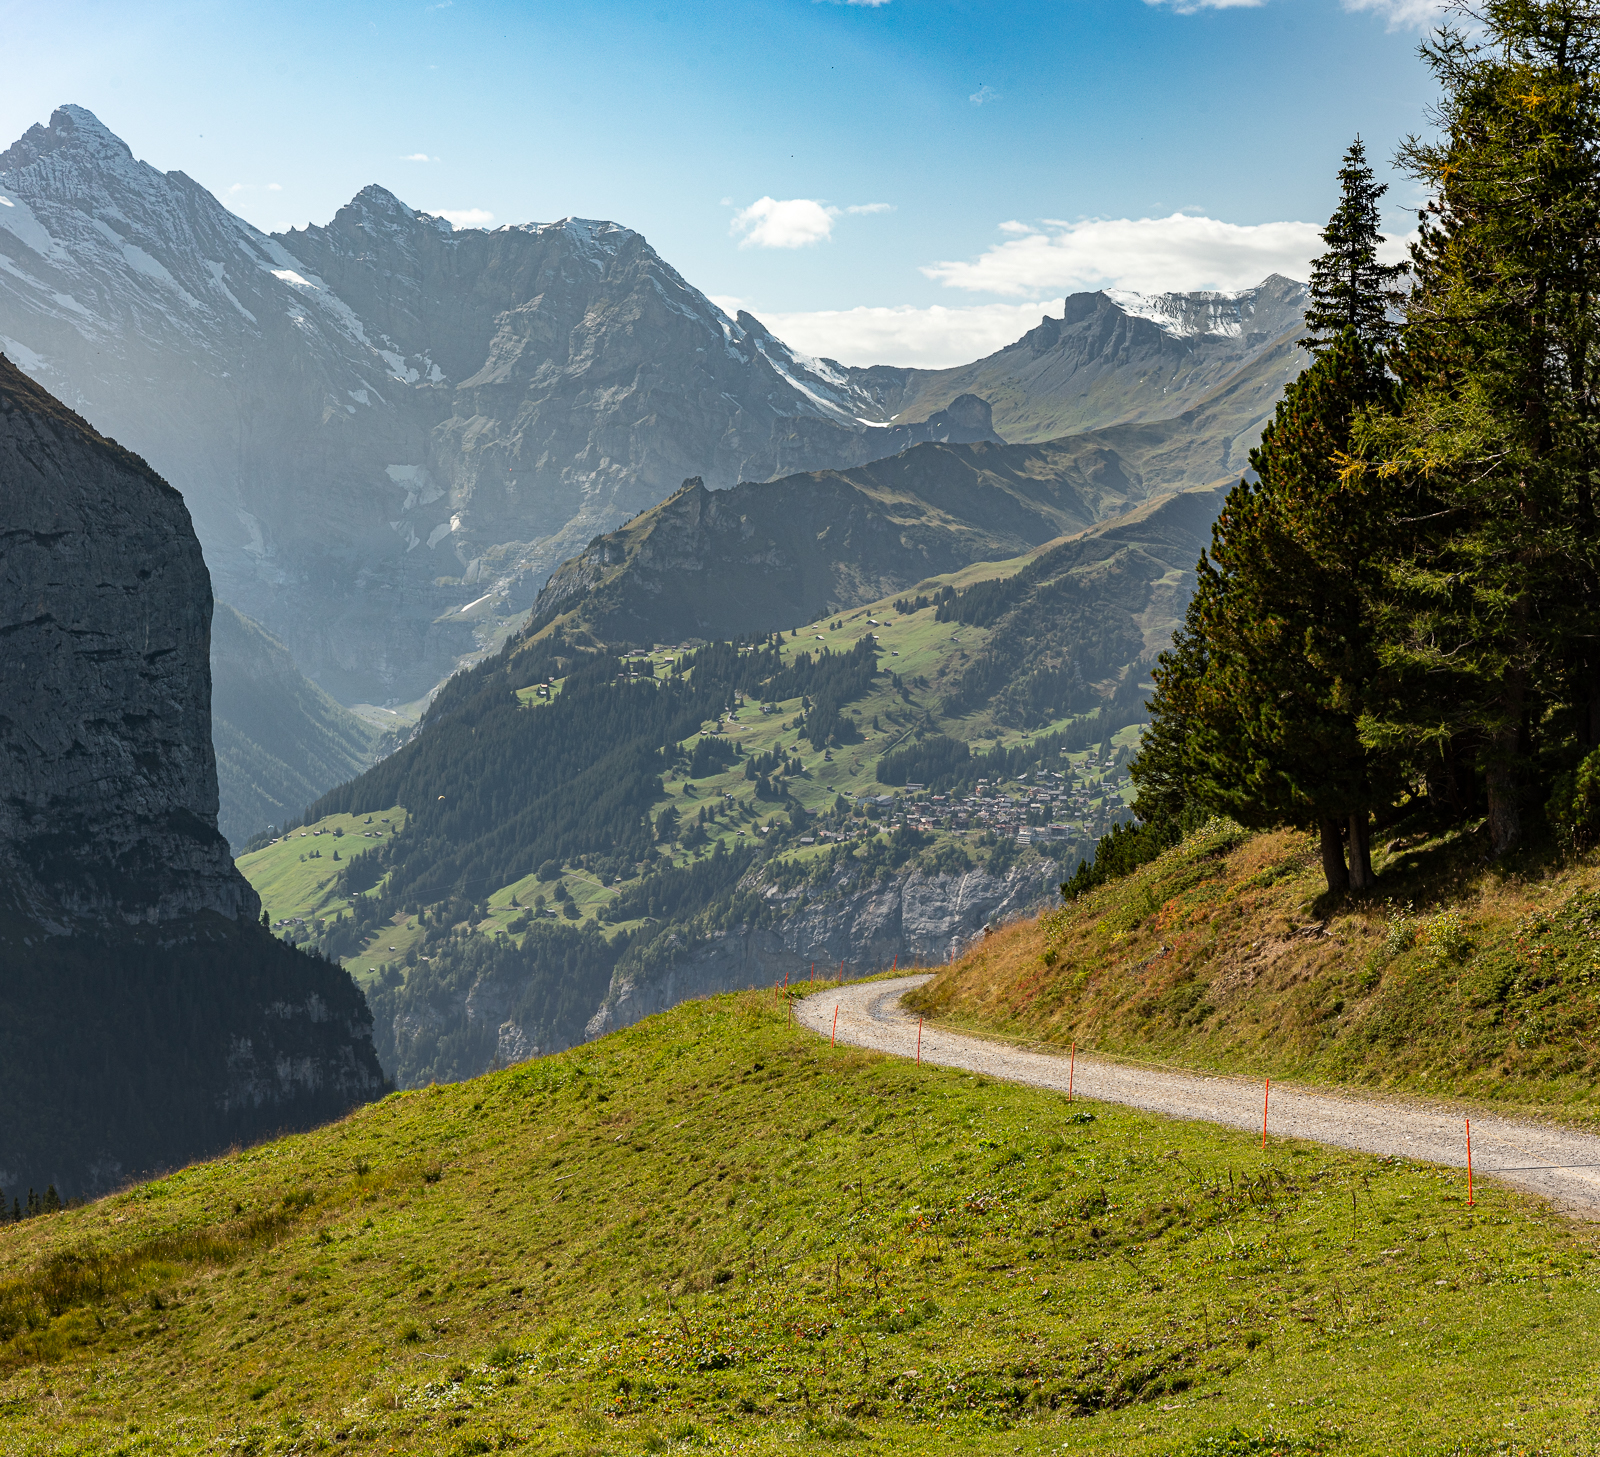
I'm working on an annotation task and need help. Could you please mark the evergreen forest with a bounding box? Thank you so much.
[1127,0,1600,897]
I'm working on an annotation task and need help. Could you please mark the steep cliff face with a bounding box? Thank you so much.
[0,354,387,1196]
[583,859,1058,1040]
[0,353,246,926]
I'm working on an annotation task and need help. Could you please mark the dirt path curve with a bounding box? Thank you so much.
[797,975,1600,1218]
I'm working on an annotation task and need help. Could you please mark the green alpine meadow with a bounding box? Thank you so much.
[4,989,1600,1455]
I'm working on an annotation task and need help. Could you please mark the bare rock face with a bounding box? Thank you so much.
[0,353,249,925]
[582,860,1057,1041]
[0,354,387,1196]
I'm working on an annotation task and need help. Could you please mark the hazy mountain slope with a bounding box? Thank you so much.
[0,353,384,1196]
[210,604,382,850]
[528,446,1114,647]
[844,276,1307,444]
[0,107,991,704]
[526,338,1284,652]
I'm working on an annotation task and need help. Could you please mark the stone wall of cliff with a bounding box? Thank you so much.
[0,353,388,1197]
[0,353,249,926]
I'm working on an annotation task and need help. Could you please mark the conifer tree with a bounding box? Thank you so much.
[1137,147,1404,894]
[1351,0,1600,855]
[1302,138,1408,353]
[1150,331,1397,893]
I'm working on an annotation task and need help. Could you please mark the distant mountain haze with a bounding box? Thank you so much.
[0,104,1304,712]
[210,603,383,850]
[843,275,1308,445]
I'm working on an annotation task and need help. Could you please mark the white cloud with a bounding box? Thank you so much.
[923,213,1331,296]
[1339,0,1450,27]
[227,182,283,194]
[729,197,894,249]
[969,84,1000,105]
[1143,0,1264,12]
[402,153,437,163]
[732,197,838,249]
[725,299,1071,370]
[427,208,494,229]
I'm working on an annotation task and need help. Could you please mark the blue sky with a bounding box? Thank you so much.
[3,0,1439,364]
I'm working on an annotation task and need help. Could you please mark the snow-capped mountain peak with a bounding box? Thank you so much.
[1102,274,1307,341]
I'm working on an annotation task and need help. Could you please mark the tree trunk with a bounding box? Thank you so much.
[1347,811,1374,892]
[1486,659,1525,857]
[1486,748,1521,856]
[1426,740,1464,819]
[1319,818,1349,897]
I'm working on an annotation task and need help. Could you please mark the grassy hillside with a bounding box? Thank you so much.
[909,815,1600,1122]
[3,989,1598,1455]
[235,809,408,966]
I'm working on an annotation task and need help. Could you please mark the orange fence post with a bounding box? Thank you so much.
[831,1005,839,1046]
[1262,1078,1270,1150]
[1466,1118,1474,1207]
[916,1017,923,1065]
[1068,1042,1075,1103]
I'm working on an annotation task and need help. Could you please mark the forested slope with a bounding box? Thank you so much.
[244,479,1220,1088]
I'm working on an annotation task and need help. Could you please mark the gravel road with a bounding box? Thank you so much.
[797,975,1600,1218]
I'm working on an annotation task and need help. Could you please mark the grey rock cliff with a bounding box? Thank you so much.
[0,354,388,1196]
[582,859,1057,1041]
[0,352,251,925]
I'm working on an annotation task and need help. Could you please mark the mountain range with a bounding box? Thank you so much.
[0,102,1313,1100]
[0,104,1305,722]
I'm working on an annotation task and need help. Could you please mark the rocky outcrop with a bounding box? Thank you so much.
[0,355,388,1195]
[0,353,247,925]
[583,859,1058,1040]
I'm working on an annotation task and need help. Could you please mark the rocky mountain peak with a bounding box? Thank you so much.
[0,104,132,174]
[338,182,428,232]
[1102,274,1309,341]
